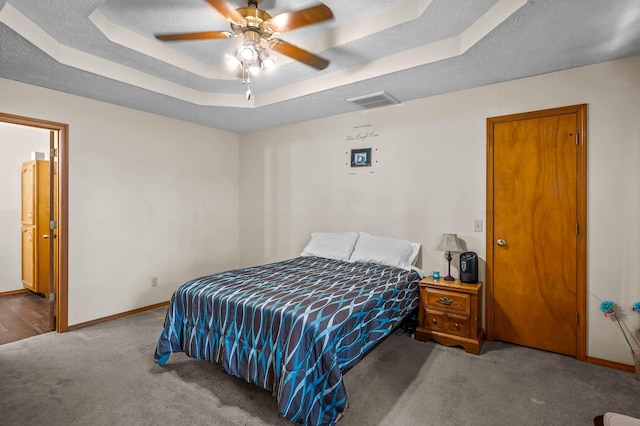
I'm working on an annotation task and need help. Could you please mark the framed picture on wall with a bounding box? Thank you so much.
[351,148,372,167]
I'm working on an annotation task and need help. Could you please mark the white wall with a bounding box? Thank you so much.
[0,78,241,325]
[239,56,640,365]
[2,56,638,366]
[0,123,50,293]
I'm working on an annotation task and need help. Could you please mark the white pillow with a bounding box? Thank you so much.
[349,232,421,271]
[300,232,360,261]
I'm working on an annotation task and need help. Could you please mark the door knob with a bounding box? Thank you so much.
[496,239,506,247]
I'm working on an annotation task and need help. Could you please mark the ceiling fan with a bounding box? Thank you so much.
[155,0,334,98]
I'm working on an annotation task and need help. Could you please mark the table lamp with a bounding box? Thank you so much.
[436,233,464,281]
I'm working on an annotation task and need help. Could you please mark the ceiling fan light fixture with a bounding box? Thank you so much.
[237,41,259,62]
[259,50,276,70]
[261,57,276,70]
[233,38,276,73]
[225,53,242,69]
[154,0,334,101]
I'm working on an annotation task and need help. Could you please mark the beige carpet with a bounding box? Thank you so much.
[1,308,638,425]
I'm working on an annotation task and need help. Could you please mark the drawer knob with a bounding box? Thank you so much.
[432,318,437,324]
[438,296,453,305]
[454,323,460,328]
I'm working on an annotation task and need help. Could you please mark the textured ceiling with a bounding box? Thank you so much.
[1,0,640,133]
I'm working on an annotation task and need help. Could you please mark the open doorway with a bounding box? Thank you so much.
[0,123,50,343]
[0,112,68,339]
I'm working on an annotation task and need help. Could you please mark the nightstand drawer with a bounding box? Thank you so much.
[425,289,470,314]
[416,276,484,355]
[446,313,470,337]
[425,310,446,332]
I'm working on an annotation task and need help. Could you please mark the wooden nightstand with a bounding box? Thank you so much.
[415,276,485,355]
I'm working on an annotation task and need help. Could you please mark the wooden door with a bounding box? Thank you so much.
[22,162,34,225]
[2,112,69,333]
[21,160,50,297]
[21,225,35,291]
[486,105,587,359]
[48,132,57,330]
[35,160,51,297]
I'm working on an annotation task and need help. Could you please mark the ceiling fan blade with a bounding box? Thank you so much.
[267,4,333,33]
[155,31,233,41]
[205,0,244,22]
[270,39,329,70]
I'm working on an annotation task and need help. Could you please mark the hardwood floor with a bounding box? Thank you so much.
[0,290,50,345]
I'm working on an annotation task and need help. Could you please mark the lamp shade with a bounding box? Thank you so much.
[436,233,463,252]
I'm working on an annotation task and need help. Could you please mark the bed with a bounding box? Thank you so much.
[154,232,422,425]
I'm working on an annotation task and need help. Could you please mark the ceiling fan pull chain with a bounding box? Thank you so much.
[242,65,252,101]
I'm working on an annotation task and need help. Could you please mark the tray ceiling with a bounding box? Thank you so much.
[1,0,639,133]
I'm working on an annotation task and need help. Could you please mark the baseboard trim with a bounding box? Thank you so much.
[67,301,169,331]
[587,356,635,373]
[0,289,28,297]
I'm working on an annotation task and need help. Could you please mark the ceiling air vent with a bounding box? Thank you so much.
[347,91,400,109]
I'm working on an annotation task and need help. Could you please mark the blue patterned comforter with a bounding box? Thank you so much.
[154,256,420,425]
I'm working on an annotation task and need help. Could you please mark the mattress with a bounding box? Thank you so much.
[155,256,420,425]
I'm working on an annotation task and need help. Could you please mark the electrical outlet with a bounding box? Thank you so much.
[474,219,483,232]
[151,277,158,287]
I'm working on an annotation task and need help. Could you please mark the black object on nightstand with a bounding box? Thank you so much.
[459,252,478,284]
